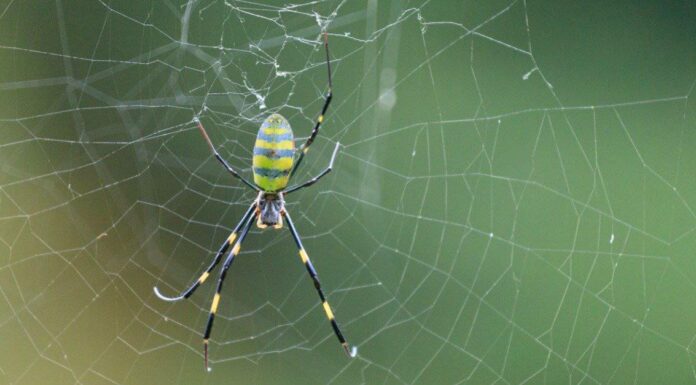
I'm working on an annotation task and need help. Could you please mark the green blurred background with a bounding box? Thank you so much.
[1,0,696,384]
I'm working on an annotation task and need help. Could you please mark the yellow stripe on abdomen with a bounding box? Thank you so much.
[254,175,290,192]
[263,127,291,135]
[252,155,293,170]
[255,139,294,150]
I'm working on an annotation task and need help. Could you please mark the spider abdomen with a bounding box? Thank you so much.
[252,113,295,192]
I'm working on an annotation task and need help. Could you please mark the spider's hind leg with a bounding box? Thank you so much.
[153,202,256,302]
[203,209,257,371]
[282,209,357,358]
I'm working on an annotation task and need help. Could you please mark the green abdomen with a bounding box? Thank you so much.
[253,114,295,192]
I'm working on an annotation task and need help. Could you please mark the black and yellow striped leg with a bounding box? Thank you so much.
[282,210,358,358]
[203,211,256,371]
[153,203,256,302]
[289,32,333,179]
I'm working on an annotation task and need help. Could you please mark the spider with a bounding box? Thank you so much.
[153,32,357,371]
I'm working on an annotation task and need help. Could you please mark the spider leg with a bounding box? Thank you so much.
[153,202,256,302]
[203,209,257,371]
[289,32,333,179]
[195,118,259,191]
[282,209,357,358]
[284,142,339,194]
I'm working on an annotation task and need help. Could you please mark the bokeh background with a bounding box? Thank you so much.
[1,1,696,384]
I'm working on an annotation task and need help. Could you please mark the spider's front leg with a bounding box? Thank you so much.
[289,32,333,179]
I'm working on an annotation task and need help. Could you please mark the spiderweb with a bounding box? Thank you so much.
[1,0,696,384]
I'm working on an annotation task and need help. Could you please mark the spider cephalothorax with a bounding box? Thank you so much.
[153,32,356,372]
[256,192,284,228]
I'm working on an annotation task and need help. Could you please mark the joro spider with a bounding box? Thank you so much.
[153,33,357,370]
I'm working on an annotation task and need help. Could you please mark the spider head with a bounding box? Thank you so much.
[257,193,284,229]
